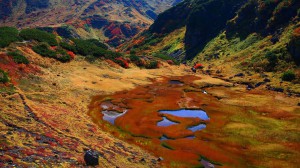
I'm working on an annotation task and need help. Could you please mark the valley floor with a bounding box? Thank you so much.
[0,50,188,167]
[0,48,299,167]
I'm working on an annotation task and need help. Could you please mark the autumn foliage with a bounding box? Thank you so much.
[67,51,76,59]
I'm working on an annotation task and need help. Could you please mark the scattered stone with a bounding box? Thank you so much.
[52,83,56,86]
[266,85,284,92]
[7,159,13,165]
[234,73,244,77]
[216,70,221,74]
[255,82,265,88]
[151,159,157,164]
[140,158,146,163]
[263,78,271,82]
[274,87,284,92]
[298,103,300,106]
[246,84,254,90]
[205,70,211,75]
[84,149,100,166]
[157,157,164,161]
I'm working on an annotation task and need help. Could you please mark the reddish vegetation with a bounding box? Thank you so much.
[105,59,121,68]
[115,57,129,68]
[0,53,40,84]
[89,75,300,167]
[50,46,57,51]
[166,60,174,65]
[67,51,76,59]
[194,63,204,69]
[88,75,237,167]
[293,27,300,37]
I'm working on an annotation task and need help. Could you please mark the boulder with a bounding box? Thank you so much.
[263,78,271,82]
[84,149,100,166]
[255,82,265,88]
[234,73,244,77]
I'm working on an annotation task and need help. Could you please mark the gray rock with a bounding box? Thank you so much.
[84,149,100,166]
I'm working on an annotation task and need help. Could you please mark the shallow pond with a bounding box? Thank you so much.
[102,110,127,124]
[159,109,209,120]
[169,80,184,85]
[188,124,207,132]
[157,117,178,127]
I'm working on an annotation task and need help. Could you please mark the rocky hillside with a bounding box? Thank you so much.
[125,0,300,91]
[0,0,182,46]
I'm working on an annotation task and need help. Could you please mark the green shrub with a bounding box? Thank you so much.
[7,51,30,64]
[265,51,278,71]
[72,39,109,56]
[103,51,122,60]
[20,28,58,46]
[130,54,145,67]
[92,47,107,57]
[282,70,296,81]
[72,39,97,56]
[32,43,71,62]
[0,27,20,48]
[32,43,56,58]
[130,54,140,62]
[130,49,137,55]
[55,49,71,63]
[60,42,77,53]
[0,69,9,83]
[86,39,108,50]
[153,53,179,65]
[85,55,98,63]
[146,61,158,69]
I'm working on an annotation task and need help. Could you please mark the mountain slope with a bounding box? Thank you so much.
[0,0,182,46]
[122,0,300,93]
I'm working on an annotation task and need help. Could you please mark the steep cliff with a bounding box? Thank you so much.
[129,0,299,66]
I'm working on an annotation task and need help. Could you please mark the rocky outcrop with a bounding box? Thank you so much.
[226,0,300,38]
[143,0,300,62]
[288,27,300,65]
[184,0,246,60]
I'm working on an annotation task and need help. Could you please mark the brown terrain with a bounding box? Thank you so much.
[1,42,299,167]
